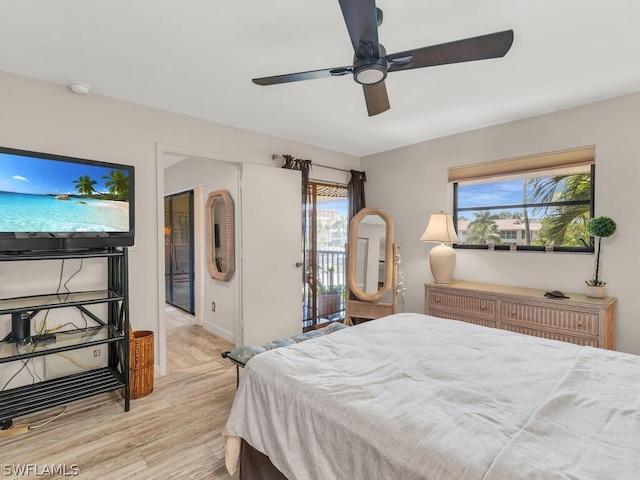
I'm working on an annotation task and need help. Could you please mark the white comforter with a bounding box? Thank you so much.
[224,313,640,479]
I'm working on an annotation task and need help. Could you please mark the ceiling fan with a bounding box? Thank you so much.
[252,0,514,117]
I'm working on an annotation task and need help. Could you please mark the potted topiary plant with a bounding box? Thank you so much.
[584,216,617,298]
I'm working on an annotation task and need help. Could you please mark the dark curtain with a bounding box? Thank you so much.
[347,170,366,308]
[281,155,314,326]
[348,170,367,224]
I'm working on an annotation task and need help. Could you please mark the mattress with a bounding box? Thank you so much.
[224,313,640,479]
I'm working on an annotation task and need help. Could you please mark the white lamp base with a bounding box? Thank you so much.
[429,243,456,284]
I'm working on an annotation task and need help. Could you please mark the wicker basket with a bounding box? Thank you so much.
[129,330,154,399]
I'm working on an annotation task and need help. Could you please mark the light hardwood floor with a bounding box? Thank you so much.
[0,306,239,479]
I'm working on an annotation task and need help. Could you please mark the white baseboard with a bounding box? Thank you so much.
[202,320,235,345]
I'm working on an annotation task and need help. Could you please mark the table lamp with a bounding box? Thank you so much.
[420,211,459,283]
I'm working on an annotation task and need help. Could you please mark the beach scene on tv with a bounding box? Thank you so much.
[0,152,130,233]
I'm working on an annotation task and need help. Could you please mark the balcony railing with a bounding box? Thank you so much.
[303,249,346,330]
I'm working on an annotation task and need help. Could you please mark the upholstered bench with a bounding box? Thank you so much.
[222,321,348,385]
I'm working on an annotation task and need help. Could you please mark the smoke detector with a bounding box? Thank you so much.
[68,82,92,95]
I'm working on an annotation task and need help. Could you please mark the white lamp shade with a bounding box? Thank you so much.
[419,212,459,243]
[420,212,458,283]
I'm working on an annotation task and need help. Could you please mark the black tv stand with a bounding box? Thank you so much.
[0,247,130,424]
[0,246,111,258]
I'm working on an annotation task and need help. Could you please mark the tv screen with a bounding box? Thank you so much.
[0,146,135,252]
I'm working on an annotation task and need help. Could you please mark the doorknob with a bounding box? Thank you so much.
[295,262,303,268]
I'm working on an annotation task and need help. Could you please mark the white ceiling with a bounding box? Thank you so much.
[1,1,639,157]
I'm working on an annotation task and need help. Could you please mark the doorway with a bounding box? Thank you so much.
[164,190,195,314]
[304,182,348,330]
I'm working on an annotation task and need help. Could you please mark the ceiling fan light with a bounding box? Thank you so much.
[355,67,385,85]
[353,58,387,85]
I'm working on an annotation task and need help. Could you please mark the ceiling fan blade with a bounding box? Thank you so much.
[338,0,380,58]
[363,81,390,116]
[253,66,352,86]
[387,30,514,72]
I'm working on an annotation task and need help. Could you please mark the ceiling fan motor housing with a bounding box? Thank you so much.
[353,57,387,85]
[353,44,388,85]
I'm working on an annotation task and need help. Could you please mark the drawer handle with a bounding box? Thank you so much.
[577,319,584,327]
[511,309,517,315]
[480,303,486,311]
[435,296,441,303]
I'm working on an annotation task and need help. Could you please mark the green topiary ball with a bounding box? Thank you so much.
[587,216,617,238]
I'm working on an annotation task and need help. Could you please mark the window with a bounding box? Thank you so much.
[451,147,595,252]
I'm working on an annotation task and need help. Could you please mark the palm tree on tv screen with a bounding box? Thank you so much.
[103,169,130,201]
[73,175,97,197]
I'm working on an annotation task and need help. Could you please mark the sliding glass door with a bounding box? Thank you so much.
[164,191,195,314]
[303,182,348,330]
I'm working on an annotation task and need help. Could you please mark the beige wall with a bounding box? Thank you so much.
[0,71,359,385]
[363,92,640,355]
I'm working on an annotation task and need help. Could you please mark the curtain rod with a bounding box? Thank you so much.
[272,154,352,174]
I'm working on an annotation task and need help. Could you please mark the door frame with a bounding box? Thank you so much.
[156,144,241,376]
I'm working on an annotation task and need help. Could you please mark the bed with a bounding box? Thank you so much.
[224,313,640,479]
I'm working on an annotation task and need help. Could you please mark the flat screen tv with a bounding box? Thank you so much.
[0,146,135,252]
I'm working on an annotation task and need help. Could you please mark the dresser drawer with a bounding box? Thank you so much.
[501,323,599,347]
[427,291,497,319]
[501,301,599,335]
[429,308,497,329]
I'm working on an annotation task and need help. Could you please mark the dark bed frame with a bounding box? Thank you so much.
[240,440,288,480]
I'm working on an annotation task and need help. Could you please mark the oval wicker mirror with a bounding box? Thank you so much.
[347,208,394,302]
[205,189,234,281]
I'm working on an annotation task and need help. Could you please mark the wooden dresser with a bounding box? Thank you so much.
[424,281,616,349]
